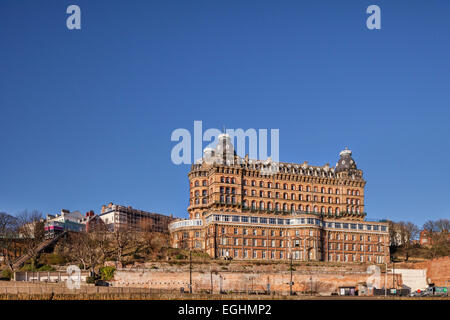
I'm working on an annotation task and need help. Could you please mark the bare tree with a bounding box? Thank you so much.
[398,221,419,261]
[16,210,45,269]
[111,226,137,267]
[58,222,111,272]
[387,220,400,247]
[423,219,450,258]
[0,212,19,271]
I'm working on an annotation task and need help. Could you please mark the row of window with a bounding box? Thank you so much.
[206,214,387,231]
[216,249,385,263]
[242,179,361,196]
[328,243,383,252]
[192,178,362,198]
[242,190,361,205]
[243,200,361,214]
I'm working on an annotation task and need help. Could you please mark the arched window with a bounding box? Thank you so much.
[275,203,280,211]
[335,208,340,214]
[283,203,288,211]
[336,198,340,204]
[259,201,265,210]
[299,204,303,211]
[328,188,332,194]
[314,206,318,213]
[298,185,302,191]
[291,184,295,190]
[260,181,264,187]
[243,200,248,208]
[291,204,295,212]
[328,207,333,214]
[268,202,273,210]
[283,183,287,189]
[251,201,256,209]
[226,177,230,183]
[321,206,325,213]
[291,194,295,200]
[306,205,310,213]
[321,187,325,193]
[328,197,332,203]
[283,193,288,199]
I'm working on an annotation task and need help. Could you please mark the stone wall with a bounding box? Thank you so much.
[113,265,401,295]
[394,256,450,287]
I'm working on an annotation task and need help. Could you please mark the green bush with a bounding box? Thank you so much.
[20,264,35,272]
[37,265,55,271]
[99,266,115,281]
[1,269,13,280]
[39,253,66,266]
[86,276,97,284]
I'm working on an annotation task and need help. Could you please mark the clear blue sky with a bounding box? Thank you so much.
[1,1,449,227]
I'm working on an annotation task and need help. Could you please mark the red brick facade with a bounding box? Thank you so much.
[170,135,389,264]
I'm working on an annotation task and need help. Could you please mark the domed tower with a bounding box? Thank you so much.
[335,147,357,174]
[215,133,236,165]
[334,147,365,219]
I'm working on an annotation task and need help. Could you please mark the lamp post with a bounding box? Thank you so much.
[210,266,213,294]
[384,262,388,297]
[289,253,293,296]
[189,250,192,294]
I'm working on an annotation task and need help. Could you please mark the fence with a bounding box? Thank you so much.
[14,271,90,283]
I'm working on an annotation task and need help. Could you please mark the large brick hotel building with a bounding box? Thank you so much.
[169,134,389,264]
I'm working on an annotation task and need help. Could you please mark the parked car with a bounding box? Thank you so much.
[95,280,110,287]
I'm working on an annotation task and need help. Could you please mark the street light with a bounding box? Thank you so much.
[189,250,192,294]
[384,261,388,297]
[290,253,293,296]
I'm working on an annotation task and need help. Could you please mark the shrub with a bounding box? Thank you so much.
[99,266,115,281]
[40,253,66,265]
[86,276,97,284]
[1,269,13,280]
[20,264,35,272]
[37,265,55,272]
